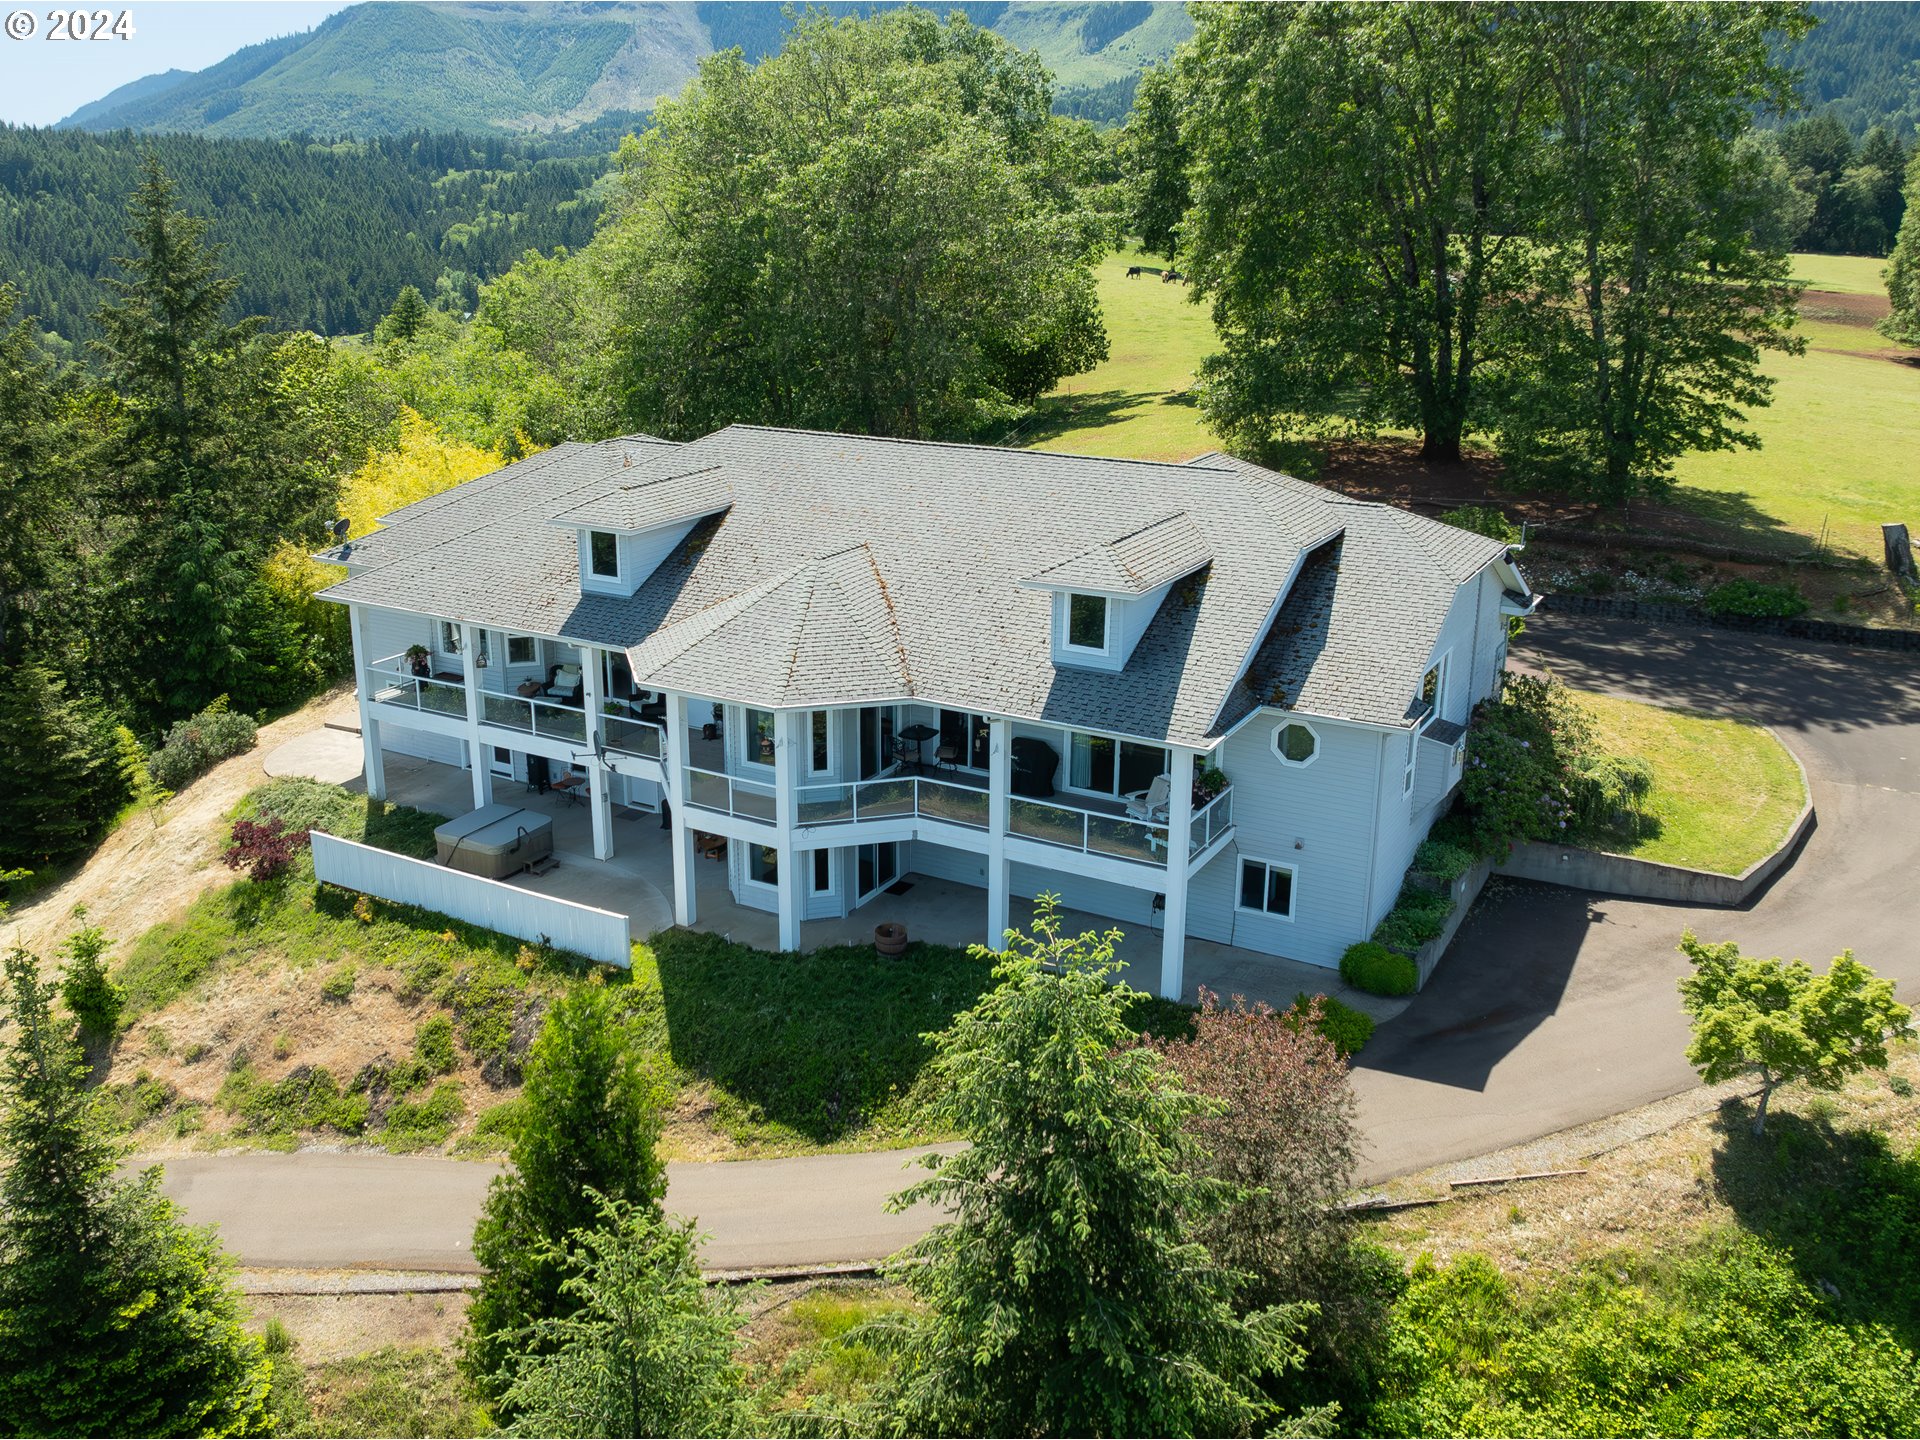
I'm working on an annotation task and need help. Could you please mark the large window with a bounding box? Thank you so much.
[1418,656,1446,727]
[1069,732,1166,797]
[506,635,536,665]
[750,845,779,886]
[938,710,992,770]
[745,708,775,766]
[1238,858,1296,918]
[588,530,620,579]
[1066,593,1108,651]
[811,848,832,894]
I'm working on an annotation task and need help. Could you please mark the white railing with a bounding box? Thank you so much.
[683,765,776,823]
[1008,793,1170,867]
[480,688,588,742]
[364,655,466,717]
[795,774,989,831]
[1189,787,1235,857]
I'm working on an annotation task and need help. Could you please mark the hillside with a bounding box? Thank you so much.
[58,0,1192,138]
[1782,1,1920,138]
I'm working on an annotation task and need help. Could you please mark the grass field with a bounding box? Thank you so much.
[1034,246,1920,562]
[1576,690,1807,875]
[1024,246,1220,461]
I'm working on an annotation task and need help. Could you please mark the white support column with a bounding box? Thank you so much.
[1160,748,1196,1002]
[582,650,613,860]
[986,716,1011,949]
[773,709,804,952]
[348,605,387,800]
[459,621,491,811]
[666,692,697,927]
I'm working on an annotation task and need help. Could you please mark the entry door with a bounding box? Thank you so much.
[858,706,897,779]
[490,745,515,779]
[856,842,899,903]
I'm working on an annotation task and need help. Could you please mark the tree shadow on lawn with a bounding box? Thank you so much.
[1012,387,1178,449]
[1658,484,1819,556]
[1708,1101,1920,1346]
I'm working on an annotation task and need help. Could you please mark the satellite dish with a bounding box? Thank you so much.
[330,517,351,541]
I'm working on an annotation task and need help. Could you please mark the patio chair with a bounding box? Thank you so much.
[1124,773,1172,822]
[934,743,961,774]
[543,664,583,705]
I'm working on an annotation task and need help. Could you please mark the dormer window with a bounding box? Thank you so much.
[1417,655,1447,728]
[588,530,620,579]
[1066,593,1109,652]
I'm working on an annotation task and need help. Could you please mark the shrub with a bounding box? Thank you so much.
[1567,753,1654,837]
[238,776,442,859]
[146,697,258,792]
[1410,839,1475,884]
[59,917,125,1038]
[1372,885,1454,953]
[1458,674,1597,854]
[1439,504,1521,544]
[220,1064,368,1138]
[1287,991,1375,1056]
[1341,942,1419,997]
[221,817,308,882]
[380,1081,464,1151]
[320,962,357,1002]
[1703,578,1809,619]
[414,1015,457,1075]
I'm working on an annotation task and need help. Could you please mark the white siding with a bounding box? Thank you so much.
[577,520,698,599]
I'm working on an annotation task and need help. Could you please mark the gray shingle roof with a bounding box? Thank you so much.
[321,425,1516,747]
[1023,511,1213,596]
[547,456,733,533]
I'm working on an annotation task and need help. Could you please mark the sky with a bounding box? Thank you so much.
[0,1,352,126]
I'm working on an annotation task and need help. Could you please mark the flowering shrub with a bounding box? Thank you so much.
[1458,674,1595,854]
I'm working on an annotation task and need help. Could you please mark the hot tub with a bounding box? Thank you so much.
[434,804,555,879]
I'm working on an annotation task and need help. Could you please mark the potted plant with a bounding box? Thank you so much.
[404,643,430,677]
[1193,765,1229,806]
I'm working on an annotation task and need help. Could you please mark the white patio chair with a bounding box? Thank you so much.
[1124,773,1172,822]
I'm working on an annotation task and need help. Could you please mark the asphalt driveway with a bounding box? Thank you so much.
[1351,612,1920,1180]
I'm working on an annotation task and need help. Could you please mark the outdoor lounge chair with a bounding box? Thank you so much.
[1124,773,1172,822]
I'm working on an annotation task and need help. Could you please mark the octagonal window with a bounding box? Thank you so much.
[1273,721,1318,766]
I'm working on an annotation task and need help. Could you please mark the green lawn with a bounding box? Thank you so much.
[1790,250,1890,296]
[1022,245,1221,461]
[1576,690,1807,875]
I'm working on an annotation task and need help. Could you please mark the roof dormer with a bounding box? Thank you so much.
[549,460,732,598]
[1022,512,1211,672]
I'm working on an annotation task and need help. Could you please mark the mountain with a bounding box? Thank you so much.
[1783,1,1920,139]
[58,1,1192,138]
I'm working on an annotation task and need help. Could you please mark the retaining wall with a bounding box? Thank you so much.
[1538,592,1920,653]
[1410,858,1495,988]
[311,831,632,966]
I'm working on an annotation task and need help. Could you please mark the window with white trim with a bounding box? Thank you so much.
[1068,731,1167,797]
[750,844,778,887]
[1402,733,1416,795]
[1272,722,1318,766]
[1237,857,1296,918]
[588,530,620,579]
[1418,655,1447,728]
[439,620,461,653]
[507,635,536,664]
[745,708,775,766]
[1066,593,1109,651]
[810,848,832,894]
[809,711,830,774]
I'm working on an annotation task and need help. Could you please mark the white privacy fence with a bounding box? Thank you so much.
[311,832,632,967]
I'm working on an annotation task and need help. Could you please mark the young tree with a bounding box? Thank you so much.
[1496,2,1809,505]
[381,283,431,344]
[1678,932,1911,1135]
[58,909,126,1041]
[494,1195,755,1438]
[1178,1,1551,463]
[0,948,273,1435]
[464,983,666,1401]
[872,897,1323,1438]
[1122,65,1191,258]
[1881,146,1920,347]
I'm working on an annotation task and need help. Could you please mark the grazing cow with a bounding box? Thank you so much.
[1127,265,1144,277]
[1162,268,1184,283]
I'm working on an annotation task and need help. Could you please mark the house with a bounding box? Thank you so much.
[318,425,1533,997]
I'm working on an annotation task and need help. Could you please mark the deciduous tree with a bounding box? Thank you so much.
[872,897,1323,1438]
[1881,147,1920,347]
[1678,932,1910,1135]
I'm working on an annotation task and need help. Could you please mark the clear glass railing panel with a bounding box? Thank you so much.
[602,716,662,759]
[918,779,988,829]
[797,785,854,826]
[533,702,587,743]
[481,692,530,731]
[686,768,730,813]
[732,779,775,823]
[856,778,915,819]
[1088,815,1167,866]
[1009,797,1085,850]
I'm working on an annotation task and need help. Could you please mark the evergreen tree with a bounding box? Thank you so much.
[464,983,666,1402]
[872,898,1322,1437]
[0,285,80,671]
[0,948,274,1435]
[1881,146,1920,346]
[0,661,123,870]
[382,283,431,343]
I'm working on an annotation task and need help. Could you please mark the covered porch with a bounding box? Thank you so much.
[326,750,1363,1014]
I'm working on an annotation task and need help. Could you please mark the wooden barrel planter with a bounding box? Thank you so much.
[874,922,908,958]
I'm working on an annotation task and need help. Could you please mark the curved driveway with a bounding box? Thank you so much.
[1352,613,1920,1180]
[153,614,1920,1263]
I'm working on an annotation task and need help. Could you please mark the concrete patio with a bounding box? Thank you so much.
[289,735,1393,1019]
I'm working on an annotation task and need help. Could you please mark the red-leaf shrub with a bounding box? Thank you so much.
[222,817,309,882]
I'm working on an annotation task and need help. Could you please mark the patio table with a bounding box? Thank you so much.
[899,722,939,773]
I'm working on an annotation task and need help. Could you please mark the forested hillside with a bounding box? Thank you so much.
[1785,1,1920,138]
[58,0,1190,136]
[0,126,608,340]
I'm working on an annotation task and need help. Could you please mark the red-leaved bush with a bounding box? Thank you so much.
[222,817,309,882]
[1147,987,1358,1309]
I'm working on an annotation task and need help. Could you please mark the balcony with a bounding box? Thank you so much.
[685,765,775,823]
[365,655,465,717]
[795,774,989,831]
[1189,787,1233,857]
[480,689,587,743]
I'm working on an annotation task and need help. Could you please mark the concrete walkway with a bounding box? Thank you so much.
[177,613,1916,1267]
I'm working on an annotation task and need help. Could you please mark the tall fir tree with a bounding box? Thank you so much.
[0,949,274,1435]
[0,661,123,870]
